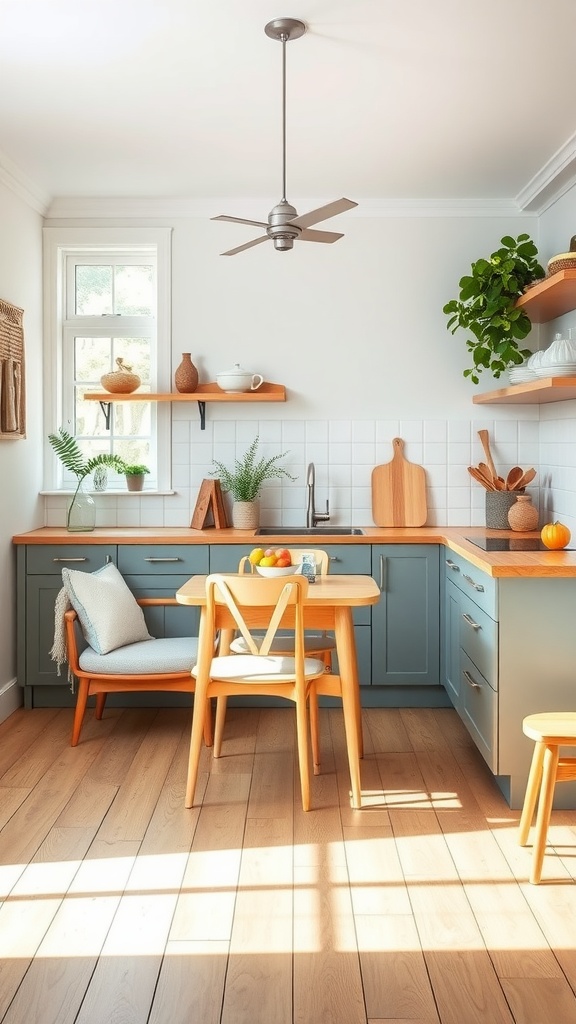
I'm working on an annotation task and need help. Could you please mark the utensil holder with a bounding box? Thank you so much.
[485,491,522,530]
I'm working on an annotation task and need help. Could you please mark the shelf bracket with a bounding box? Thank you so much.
[197,401,206,430]
[99,401,112,430]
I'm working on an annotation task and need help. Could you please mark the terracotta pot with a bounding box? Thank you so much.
[508,494,539,532]
[126,474,145,492]
[174,353,199,393]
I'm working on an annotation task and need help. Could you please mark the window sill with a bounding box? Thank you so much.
[41,490,176,497]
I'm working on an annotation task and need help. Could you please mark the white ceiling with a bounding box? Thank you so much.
[2,0,576,212]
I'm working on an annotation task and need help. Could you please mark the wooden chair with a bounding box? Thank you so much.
[518,712,576,883]
[65,597,212,748]
[216,548,335,768]
[185,573,327,811]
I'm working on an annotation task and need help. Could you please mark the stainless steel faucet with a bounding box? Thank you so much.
[306,462,330,528]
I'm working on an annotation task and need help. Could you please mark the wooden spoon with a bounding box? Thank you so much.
[468,466,497,490]
[514,467,536,490]
[478,429,505,488]
[505,466,524,491]
[477,462,501,490]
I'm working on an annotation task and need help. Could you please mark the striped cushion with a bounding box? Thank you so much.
[79,636,198,675]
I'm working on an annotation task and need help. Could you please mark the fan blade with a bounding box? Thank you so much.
[291,198,358,230]
[220,235,269,257]
[300,228,344,244]
[212,215,269,229]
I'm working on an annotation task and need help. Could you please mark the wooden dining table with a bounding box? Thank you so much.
[176,572,381,809]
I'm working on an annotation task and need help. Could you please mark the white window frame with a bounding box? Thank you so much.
[43,226,172,492]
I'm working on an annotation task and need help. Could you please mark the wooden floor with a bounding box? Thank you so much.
[1,705,576,1024]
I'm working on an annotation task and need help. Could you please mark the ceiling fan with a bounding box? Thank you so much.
[212,17,357,256]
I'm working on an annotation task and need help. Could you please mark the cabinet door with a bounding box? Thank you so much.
[371,545,440,686]
[443,579,462,707]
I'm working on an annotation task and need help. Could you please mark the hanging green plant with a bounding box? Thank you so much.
[443,233,545,384]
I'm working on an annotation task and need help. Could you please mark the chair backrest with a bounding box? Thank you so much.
[206,572,309,658]
[238,548,330,575]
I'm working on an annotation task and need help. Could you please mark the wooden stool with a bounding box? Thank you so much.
[518,712,576,883]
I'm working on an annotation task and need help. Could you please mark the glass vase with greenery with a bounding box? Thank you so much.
[443,233,545,384]
[48,427,125,531]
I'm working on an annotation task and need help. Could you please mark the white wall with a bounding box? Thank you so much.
[532,187,576,538]
[0,182,44,718]
[45,206,548,530]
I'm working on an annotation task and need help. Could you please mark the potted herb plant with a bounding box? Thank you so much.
[123,463,150,492]
[211,435,296,528]
[443,233,545,384]
[48,427,125,531]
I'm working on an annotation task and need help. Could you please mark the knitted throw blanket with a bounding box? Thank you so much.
[50,585,73,684]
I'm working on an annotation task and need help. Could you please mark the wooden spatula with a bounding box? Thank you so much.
[478,429,505,489]
[515,467,536,490]
[505,466,524,491]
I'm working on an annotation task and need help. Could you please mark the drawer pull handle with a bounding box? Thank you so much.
[445,559,460,571]
[462,613,481,631]
[329,555,339,562]
[379,554,386,591]
[462,573,484,593]
[52,557,88,563]
[144,557,181,563]
[463,669,481,690]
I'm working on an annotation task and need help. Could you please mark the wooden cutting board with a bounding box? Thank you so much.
[371,438,428,527]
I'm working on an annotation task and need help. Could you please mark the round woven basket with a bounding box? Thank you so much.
[547,253,576,276]
[101,357,141,394]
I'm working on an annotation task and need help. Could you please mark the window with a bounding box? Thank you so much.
[43,227,172,492]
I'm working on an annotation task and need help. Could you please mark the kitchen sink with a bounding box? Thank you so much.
[255,527,365,536]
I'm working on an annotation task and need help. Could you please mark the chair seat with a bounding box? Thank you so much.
[194,653,326,684]
[230,633,336,655]
[79,636,199,675]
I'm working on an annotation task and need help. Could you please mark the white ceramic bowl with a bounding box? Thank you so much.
[255,564,297,577]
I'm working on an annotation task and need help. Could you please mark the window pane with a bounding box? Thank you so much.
[74,336,112,381]
[115,265,155,315]
[75,266,113,315]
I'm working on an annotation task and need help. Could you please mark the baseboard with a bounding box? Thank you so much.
[0,679,23,723]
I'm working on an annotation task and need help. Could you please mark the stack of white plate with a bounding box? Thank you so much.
[532,363,576,378]
[508,366,537,384]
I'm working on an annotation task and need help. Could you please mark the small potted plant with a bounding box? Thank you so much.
[48,427,125,531]
[211,435,296,528]
[123,463,150,492]
[443,233,545,384]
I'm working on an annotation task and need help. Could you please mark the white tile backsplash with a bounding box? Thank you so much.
[46,414,576,531]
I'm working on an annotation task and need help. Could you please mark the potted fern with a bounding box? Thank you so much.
[212,435,296,529]
[48,427,125,531]
[443,233,545,384]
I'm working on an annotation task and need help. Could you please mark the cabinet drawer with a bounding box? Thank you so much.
[458,589,498,688]
[117,545,208,576]
[460,650,497,772]
[444,550,497,619]
[26,546,116,575]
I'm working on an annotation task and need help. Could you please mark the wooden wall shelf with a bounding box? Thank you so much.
[83,381,286,429]
[473,377,576,405]
[515,269,576,323]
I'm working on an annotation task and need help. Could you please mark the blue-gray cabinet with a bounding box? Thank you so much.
[371,545,440,688]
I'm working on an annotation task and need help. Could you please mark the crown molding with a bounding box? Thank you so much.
[516,132,576,214]
[45,195,526,221]
[0,150,51,215]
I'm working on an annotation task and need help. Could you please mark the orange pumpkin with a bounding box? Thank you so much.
[541,521,571,550]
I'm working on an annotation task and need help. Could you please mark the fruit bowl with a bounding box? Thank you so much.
[255,564,298,578]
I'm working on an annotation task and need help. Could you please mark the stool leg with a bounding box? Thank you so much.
[519,741,545,846]
[531,743,559,885]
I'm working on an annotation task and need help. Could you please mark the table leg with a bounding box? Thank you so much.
[185,607,212,808]
[334,606,363,809]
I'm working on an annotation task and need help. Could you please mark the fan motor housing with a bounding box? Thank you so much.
[267,200,302,250]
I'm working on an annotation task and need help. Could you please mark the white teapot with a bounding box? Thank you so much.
[216,363,264,393]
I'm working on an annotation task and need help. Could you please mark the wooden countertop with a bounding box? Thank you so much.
[13,525,576,578]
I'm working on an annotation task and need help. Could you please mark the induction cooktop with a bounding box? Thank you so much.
[465,536,575,552]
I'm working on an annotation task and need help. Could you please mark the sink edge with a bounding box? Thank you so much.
[255,527,365,536]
